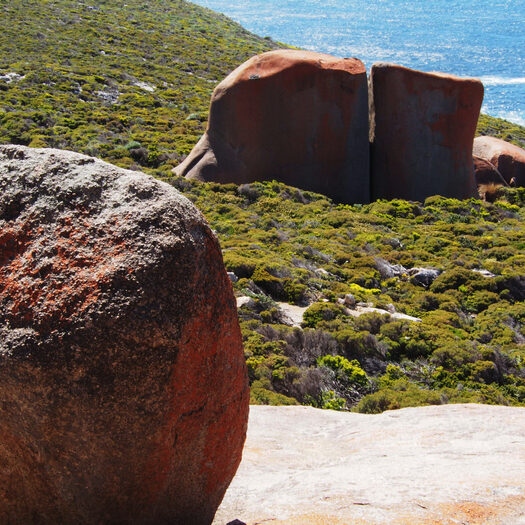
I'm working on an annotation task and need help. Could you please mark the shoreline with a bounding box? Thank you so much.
[190,0,525,127]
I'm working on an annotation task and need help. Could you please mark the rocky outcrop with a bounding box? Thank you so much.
[346,303,421,322]
[174,49,370,204]
[214,404,525,525]
[408,267,441,288]
[175,53,492,203]
[473,155,505,186]
[473,135,525,187]
[0,145,248,525]
[370,63,483,201]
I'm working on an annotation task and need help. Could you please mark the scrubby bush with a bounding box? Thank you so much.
[356,382,442,414]
[302,302,347,328]
[2,0,523,413]
[317,355,369,388]
[179,179,525,413]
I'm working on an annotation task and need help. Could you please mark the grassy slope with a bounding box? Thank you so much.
[0,0,281,173]
[1,0,524,173]
[0,0,524,412]
[477,114,525,149]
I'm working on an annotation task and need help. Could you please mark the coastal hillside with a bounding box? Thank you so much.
[1,0,524,412]
[171,176,525,412]
[0,0,524,176]
[0,0,281,172]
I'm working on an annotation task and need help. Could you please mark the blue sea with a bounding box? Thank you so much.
[193,0,525,126]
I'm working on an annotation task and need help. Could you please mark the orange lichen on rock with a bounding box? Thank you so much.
[0,213,128,331]
[0,145,248,525]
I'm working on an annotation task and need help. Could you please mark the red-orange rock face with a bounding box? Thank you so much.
[174,49,370,204]
[0,145,248,525]
[473,136,525,187]
[370,63,483,201]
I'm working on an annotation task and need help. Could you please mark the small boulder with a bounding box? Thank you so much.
[236,296,256,309]
[343,293,356,308]
[375,257,407,279]
[409,267,442,288]
[473,136,525,187]
[370,63,483,201]
[174,49,370,204]
[472,268,497,279]
[473,155,507,200]
[0,145,248,525]
[228,271,239,283]
[385,303,396,314]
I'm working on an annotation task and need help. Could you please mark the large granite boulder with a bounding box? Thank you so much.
[473,135,525,187]
[0,145,248,524]
[174,49,370,204]
[370,63,483,201]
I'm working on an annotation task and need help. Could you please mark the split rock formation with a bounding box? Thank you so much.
[176,51,488,203]
[174,49,370,204]
[0,145,248,525]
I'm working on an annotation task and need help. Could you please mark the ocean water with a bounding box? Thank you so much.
[192,0,525,126]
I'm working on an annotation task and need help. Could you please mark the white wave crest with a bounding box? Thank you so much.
[495,113,525,127]
[478,76,525,86]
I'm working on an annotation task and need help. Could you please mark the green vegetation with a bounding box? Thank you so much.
[168,177,525,412]
[1,0,524,413]
[476,114,525,149]
[0,0,281,173]
[1,0,524,174]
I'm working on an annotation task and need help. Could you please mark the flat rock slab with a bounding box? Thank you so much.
[213,404,525,525]
[276,302,310,327]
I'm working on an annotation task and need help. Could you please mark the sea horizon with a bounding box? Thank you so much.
[192,0,525,127]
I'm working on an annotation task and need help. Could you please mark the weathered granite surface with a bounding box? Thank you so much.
[174,49,370,204]
[0,145,248,524]
[370,63,483,202]
[214,404,525,525]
